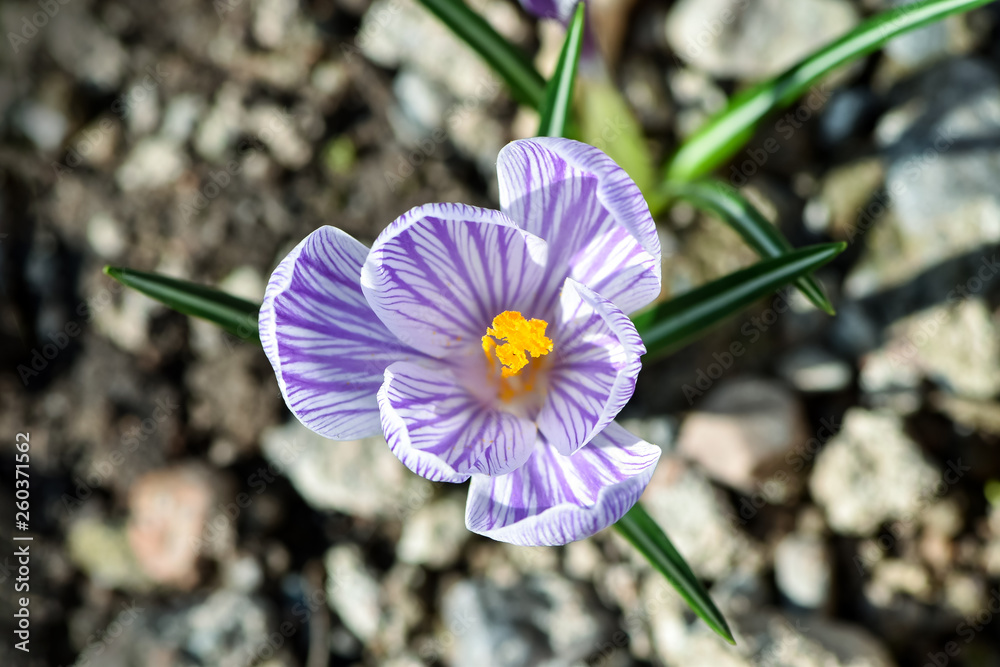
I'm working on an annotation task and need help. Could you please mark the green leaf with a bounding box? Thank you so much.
[665,180,835,315]
[103,266,259,341]
[665,0,993,183]
[415,0,547,109]
[537,2,586,138]
[633,242,846,358]
[577,76,657,195]
[615,502,735,644]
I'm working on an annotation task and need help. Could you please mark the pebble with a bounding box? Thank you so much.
[396,494,469,569]
[777,347,853,393]
[639,458,762,580]
[66,518,152,591]
[126,464,227,589]
[774,532,832,609]
[677,377,809,499]
[86,213,127,259]
[325,544,381,642]
[14,101,67,151]
[664,0,859,80]
[440,575,614,667]
[861,298,1000,400]
[847,59,1000,298]
[809,409,940,536]
[115,136,188,191]
[260,419,433,520]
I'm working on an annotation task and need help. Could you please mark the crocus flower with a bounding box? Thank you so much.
[260,138,662,546]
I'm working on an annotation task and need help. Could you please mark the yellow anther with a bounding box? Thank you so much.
[482,311,553,378]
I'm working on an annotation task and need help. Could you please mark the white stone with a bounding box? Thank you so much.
[260,420,433,520]
[115,137,188,191]
[810,409,940,536]
[774,533,832,608]
[325,545,381,642]
[396,495,468,568]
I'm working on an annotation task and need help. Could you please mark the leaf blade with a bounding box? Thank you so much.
[634,242,846,358]
[416,0,547,109]
[103,266,260,341]
[666,180,834,315]
[615,502,735,644]
[537,2,586,138]
[665,0,994,183]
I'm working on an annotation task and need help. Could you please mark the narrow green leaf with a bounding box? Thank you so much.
[615,502,735,644]
[665,0,993,183]
[415,0,547,109]
[665,180,834,315]
[577,76,656,195]
[537,2,586,138]
[633,242,846,358]
[104,266,259,340]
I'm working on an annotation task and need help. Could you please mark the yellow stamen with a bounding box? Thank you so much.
[481,311,553,378]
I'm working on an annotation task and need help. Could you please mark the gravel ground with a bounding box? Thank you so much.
[3,0,1000,666]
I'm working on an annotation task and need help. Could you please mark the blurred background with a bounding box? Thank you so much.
[2,0,1000,665]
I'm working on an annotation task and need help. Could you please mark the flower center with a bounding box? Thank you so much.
[481,311,553,379]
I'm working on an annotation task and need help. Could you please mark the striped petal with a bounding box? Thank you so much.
[498,138,661,316]
[259,226,421,440]
[518,0,577,21]
[361,203,549,359]
[539,279,644,456]
[378,360,537,480]
[465,422,661,546]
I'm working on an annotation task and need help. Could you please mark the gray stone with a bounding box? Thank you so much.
[777,347,853,393]
[115,136,188,191]
[396,494,469,568]
[326,544,381,642]
[66,518,152,592]
[665,0,859,80]
[252,0,299,49]
[677,377,809,499]
[194,83,245,162]
[814,157,885,239]
[645,569,893,667]
[819,88,877,146]
[47,8,127,89]
[809,409,940,536]
[360,0,503,103]
[864,558,932,608]
[260,419,433,520]
[247,103,311,169]
[14,101,67,151]
[160,94,204,144]
[639,458,762,580]
[177,591,274,665]
[68,591,277,667]
[881,0,977,70]
[123,80,160,136]
[847,59,1000,297]
[774,533,832,609]
[86,213,127,259]
[391,68,448,138]
[441,575,614,667]
[860,298,1000,400]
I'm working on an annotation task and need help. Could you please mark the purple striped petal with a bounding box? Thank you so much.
[378,360,538,480]
[260,226,421,440]
[465,422,661,546]
[361,203,549,359]
[539,279,644,456]
[518,0,577,21]
[498,138,661,316]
